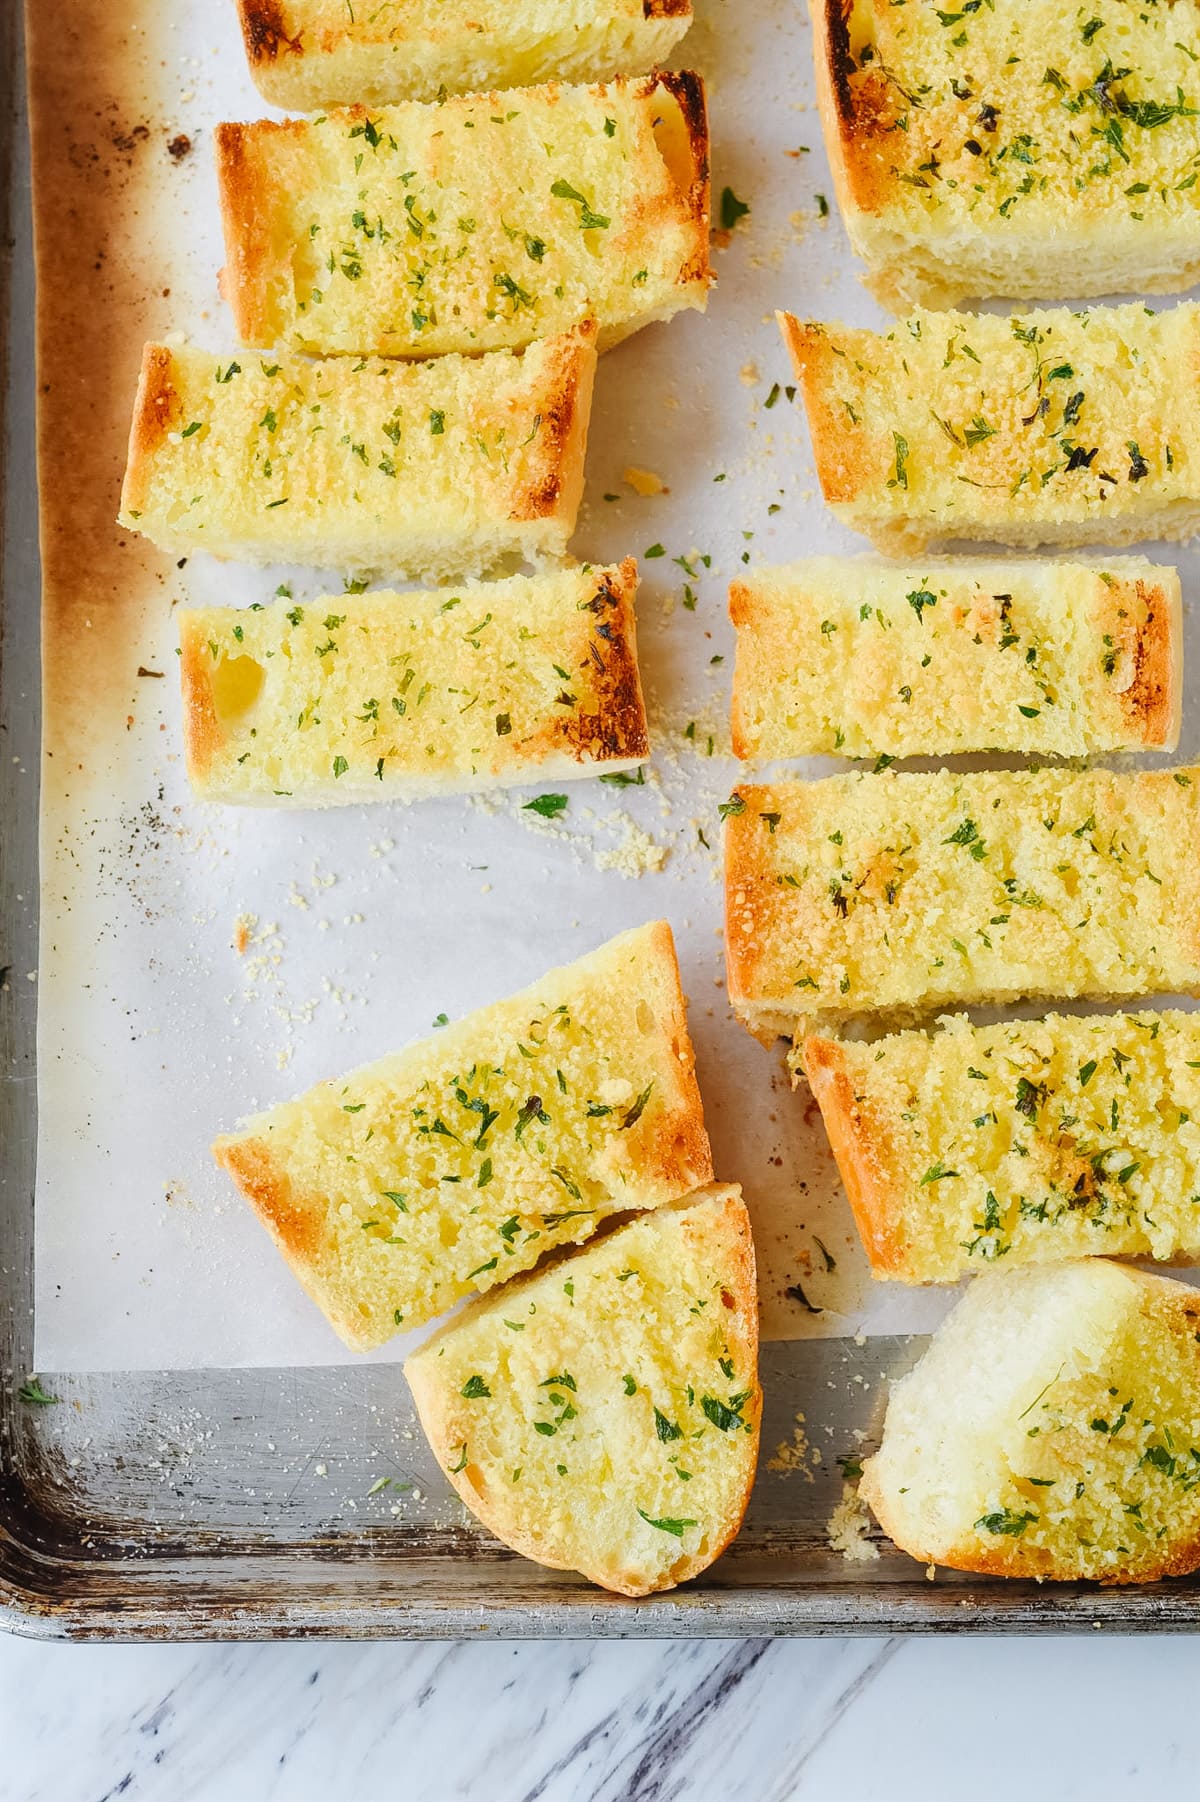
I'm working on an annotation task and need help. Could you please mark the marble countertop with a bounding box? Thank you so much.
[0,1630,1192,1800]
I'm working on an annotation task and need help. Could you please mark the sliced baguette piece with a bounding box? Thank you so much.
[118,327,596,580]
[405,1185,760,1597]
[236,0,693,112]
[731,556,1182,763]
[213,922,712,1351]
[812,0,1200,312]
[862,1260,1200,1584]
[179,561,648,806]
[780,302,1200,554]
[216,74,710,359]
[724,767,1200,1042]
[801,1011,1200,1285]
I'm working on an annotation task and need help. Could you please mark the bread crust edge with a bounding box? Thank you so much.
[802,1035,909,1277]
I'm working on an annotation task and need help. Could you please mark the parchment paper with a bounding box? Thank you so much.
[29,0,1200,1370]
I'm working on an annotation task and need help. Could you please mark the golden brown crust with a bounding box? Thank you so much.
[728,579,766,759]
[645,0,691,16]
[1111,575,1179,749]
[723,784,774,1024]
[777,312,876,508]
[867,1461,1200,1587]
[118,344,181,519]
[809,0,899,221]
[548,558,650,765]
[801,1035,908,1277]
[212,1134,376,1352]
[236,0,302,66]
[176,615,223,788]
[509,321,598,524]
[212,1135,326,1270]
[214,120,298,349]
[635,920,715,1196]
[648,69,712,289]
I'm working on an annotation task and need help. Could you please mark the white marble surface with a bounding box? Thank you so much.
[0,1631,1196,1801]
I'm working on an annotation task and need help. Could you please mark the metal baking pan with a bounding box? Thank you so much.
[5,2,1200,1640]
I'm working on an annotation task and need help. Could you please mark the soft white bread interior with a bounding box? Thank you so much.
[118,328,596,580]
[780,302,1200,554]
[213,922,713,1351]
[863,1260,1200,1584]
[216,75,710,358]
[236,0,693,110]
[406,1185,760,1596]
[179,562,649,806]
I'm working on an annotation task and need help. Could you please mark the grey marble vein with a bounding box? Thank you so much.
[0,1632,1196,1802]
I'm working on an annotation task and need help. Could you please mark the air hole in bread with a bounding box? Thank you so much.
[211,654,266,720]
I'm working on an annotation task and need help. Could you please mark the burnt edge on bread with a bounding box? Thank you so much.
[238,0,303,64]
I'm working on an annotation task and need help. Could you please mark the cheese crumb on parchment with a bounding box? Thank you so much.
[622,466,668,497]
[827,1482,880,1564]
[767,1412,814,1478]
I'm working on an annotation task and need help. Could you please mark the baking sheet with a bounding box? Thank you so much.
[30,0,1200,1372]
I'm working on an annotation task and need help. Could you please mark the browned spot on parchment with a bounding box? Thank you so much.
[27,0,193,791]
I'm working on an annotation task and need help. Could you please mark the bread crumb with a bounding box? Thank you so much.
[827,1481,880,1564]
[623,466,668,497]
[739,362,760,387]
[767,1412,814,1478]
[594,814,668,877]
[232,913,254,955]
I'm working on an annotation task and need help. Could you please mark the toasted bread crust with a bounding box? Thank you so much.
[177,614,224,788]
[633,920,714,1197]
[801,1036,908,1276]
[727,579,759,760]
[509,321,597,524]
[213,1136,323,1268]
[118,344,181,519]
[810,1,883,221]
[236,0,301,65]
[406,1189,760,1596]
[778,314,870,509]
[555,559,650,764]
[653,68,712,290]
[1109,573,1182,749]
[213,121,279,349]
